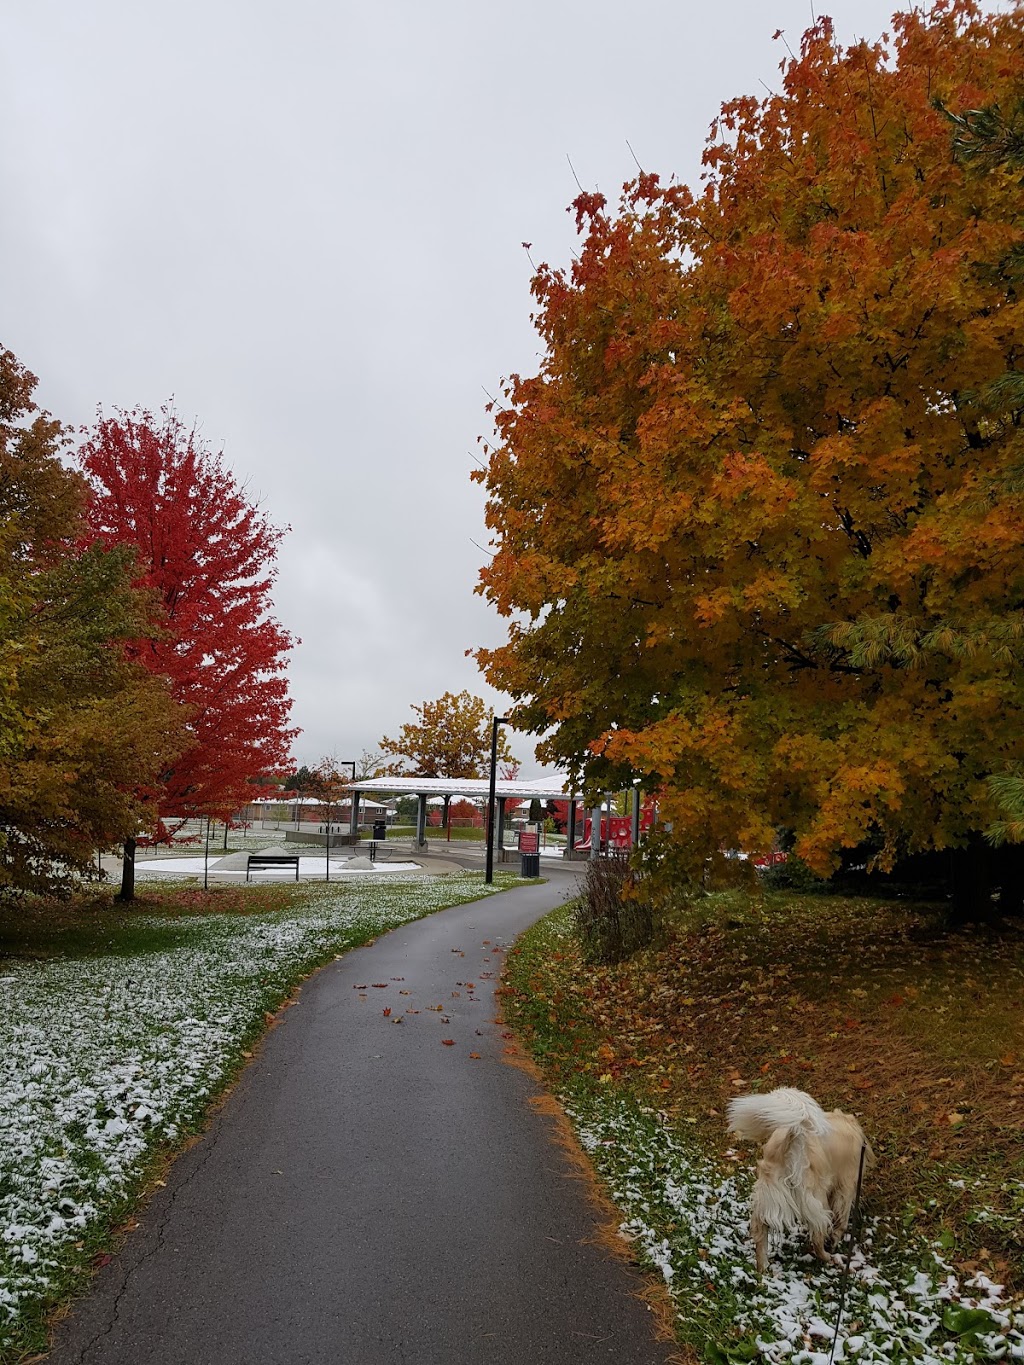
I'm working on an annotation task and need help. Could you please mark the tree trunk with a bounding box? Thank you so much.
[950,834,994,923]
[994,842,1024,916]
[118,837,137,904]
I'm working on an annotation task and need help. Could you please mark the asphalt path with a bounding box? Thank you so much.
[48,874,677,1365]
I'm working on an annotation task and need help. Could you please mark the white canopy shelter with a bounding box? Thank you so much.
[343,774,597,856]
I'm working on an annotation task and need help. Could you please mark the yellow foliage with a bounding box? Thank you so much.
[476,3,1024,874]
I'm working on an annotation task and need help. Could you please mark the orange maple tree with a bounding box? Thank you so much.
[476,2,1024,893]
[379,690,515,828]
[378,690,514,780]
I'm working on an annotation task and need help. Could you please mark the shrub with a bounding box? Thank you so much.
[760,854,831,893]
[574,854,654,963]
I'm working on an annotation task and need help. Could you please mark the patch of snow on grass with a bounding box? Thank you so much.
[134,856,422,878]
[566,1092,1023,1363]
[0,873,508,1350]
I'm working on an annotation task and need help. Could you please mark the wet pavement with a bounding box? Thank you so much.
[47,875,676,1365]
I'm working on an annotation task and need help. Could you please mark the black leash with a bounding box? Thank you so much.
[827,1143,868,1365]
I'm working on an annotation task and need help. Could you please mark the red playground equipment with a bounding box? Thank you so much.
[571,803,789,866]
[574,802,655,851]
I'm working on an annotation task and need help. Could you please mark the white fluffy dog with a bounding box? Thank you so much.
[727,1087,874,1273]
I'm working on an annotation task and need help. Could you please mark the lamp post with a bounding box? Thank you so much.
[484,716,509,885]
[340,760,357,842]
[325,762,357,881]
[631,777,642,849]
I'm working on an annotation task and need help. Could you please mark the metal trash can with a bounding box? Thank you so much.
[372,820,387,841]
[520,852,541,878]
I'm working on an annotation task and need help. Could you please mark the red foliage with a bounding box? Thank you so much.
[79,407,298,823]
[450,798,484,827]
[545,800,568,833]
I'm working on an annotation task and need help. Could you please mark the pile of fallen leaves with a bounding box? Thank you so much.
[501,888,1024,1290]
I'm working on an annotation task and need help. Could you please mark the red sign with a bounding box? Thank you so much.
[518,830,539,853]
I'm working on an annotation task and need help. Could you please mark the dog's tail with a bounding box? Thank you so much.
[730,1089,834,1244]
[726,1087,831,1144]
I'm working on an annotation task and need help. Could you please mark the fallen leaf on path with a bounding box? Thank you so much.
[354,985,367,990]
[382,1008,392,1017]
[371,984,388,989]
[442,1039,455,1046]
[469,1052,481,1059]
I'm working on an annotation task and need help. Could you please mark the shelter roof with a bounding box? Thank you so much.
[348,775,580,801]
[249,795,391,809]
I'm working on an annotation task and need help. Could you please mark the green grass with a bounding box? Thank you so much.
[373,826,564,844]
[501,892,1024,1363]
[0,882,302,961]
[0,871,525,1362]
[367,825,488,841]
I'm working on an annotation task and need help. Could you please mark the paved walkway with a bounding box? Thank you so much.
[48,876,677,1365]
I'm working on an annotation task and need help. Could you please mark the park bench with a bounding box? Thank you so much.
[246,854,301,882]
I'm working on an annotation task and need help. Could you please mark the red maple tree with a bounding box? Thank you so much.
[79,407,298,848]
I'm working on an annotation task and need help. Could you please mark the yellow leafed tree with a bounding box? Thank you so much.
[476,3,1024,910]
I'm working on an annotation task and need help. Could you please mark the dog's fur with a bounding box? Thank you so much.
[727,1087,874,1272]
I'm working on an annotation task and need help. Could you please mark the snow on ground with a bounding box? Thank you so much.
[0,873,507,1350]
[565,1092,1023,1363]
[134,856,422,878]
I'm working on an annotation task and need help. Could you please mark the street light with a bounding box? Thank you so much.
[485,716,510,884]
[326,761,357,882]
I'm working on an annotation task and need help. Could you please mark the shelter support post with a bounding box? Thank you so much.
[565,799,578,859]
[496,797,506,856]
[349,790,361,838]
[415,794,428,850]
[631,786,641,848]
[590,806,602,859]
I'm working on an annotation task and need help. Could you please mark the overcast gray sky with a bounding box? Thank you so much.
[4,0,916,772]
